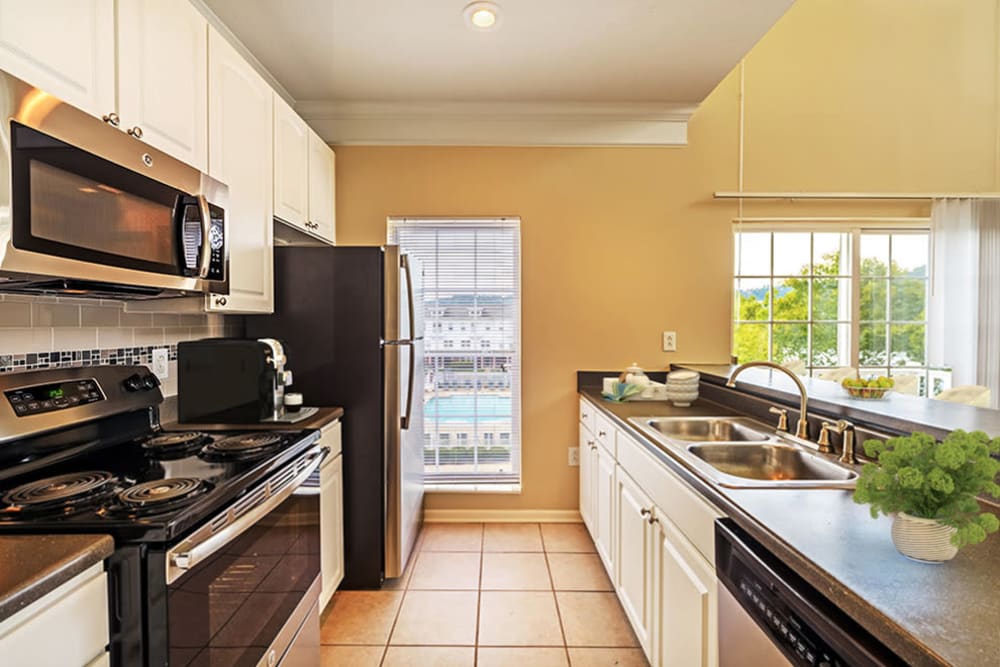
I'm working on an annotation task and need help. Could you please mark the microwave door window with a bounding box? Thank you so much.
[28,160,182,270]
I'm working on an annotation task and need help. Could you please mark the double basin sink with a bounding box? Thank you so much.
[628,416,858,490]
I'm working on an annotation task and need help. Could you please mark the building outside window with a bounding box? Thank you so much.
[732,228,947,395]
[389,217,522,484]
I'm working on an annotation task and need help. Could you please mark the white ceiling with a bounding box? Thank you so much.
[201,0,795,144]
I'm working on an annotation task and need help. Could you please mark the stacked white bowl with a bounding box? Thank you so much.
[665,370,700,407]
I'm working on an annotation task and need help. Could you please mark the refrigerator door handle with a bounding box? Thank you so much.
[401,340,415,430]
[401,254,416,342]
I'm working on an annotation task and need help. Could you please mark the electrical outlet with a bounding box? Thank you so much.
[662,331,677,352]
[152,347,169,378]
[568,446,580,466]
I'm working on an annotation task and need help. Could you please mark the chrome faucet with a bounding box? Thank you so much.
[727,361,810,441]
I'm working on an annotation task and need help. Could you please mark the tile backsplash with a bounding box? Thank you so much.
[0,294,240,397]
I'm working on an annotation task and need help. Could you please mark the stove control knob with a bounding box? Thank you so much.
[123,373,144,392]
[142,374,161,390]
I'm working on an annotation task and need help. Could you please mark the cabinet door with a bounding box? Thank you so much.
[0,0,115,119]
[654,515,718,667]
[273,94,309,228]
[614,468,655,657]
[579,428,595,536]
[307,128,336,243]
[117,0,208,170]
[206,28,273,313]
[320,454,345,610]
[594,443,616,573]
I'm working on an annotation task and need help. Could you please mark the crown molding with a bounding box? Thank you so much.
[295,100,698,146]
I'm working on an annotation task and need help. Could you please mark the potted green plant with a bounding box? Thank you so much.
[853,430,1000,563]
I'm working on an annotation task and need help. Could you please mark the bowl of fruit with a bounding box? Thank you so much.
[841,375,894,399]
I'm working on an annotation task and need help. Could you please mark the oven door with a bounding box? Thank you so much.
[160,448,323,667]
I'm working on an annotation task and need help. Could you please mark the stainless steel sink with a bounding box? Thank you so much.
[638,417,774,443]
[627,415,859,489]
[686,443,858,484]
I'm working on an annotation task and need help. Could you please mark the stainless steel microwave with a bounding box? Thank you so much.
[0,70,228,299]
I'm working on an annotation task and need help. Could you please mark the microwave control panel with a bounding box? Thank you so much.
[5,379,105,417]
[206,204,226,281]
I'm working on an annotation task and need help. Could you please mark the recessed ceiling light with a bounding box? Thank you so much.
[464,1,501,31]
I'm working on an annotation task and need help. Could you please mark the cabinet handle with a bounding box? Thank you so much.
[102,112,120,127]
[127,126,144,139]
[640,508,651,518]
[582,412,589,418]
[214,296,228,307]
[598,430,606,437]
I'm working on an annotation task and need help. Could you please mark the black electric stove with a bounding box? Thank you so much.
[0,365,324,667]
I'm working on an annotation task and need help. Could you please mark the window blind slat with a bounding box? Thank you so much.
[389,217,522,483]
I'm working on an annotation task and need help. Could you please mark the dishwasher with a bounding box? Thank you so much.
[715,519,905,667]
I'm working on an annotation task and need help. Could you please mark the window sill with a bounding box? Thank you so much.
[424,483,522,494]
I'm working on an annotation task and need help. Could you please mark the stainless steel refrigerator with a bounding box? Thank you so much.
[245,245,424,588]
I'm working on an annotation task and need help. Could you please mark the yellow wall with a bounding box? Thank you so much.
[334,0,1000,512]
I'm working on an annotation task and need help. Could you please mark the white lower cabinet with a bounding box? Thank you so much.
[319,420,345,610]
[615,468,655,656]
[0,562,109,667]
[653,513,718,667]
[579,397,721,667]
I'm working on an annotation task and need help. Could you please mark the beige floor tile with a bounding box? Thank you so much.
[567,647,650,666]
[557,592,639,647]
[320,590,403,645]
[478,591,564,646]
[320,645,384,666]
[390,591,479,645]
[478,647,569,667]
[409,551,482,590]
[540,524,596,553]
[547,553,613,591]
[483,523,544,551]
[481,552,552,590]
[420,523,484,551]
[382,646,475,666]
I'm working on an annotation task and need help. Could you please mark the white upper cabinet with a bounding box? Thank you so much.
[206,27,273,313]
[117,0,208,171]
[307,128,336,243]
[0,0,115,119]
[273,94,309,228]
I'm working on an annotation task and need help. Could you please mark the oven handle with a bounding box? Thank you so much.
[195,194,212,279]
[165,446,325,585]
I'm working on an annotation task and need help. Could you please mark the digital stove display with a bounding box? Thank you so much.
[5,379,104,417]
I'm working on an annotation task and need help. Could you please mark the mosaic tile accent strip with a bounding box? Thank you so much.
[0,345,178,374]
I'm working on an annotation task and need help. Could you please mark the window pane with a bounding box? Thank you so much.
[891,235,929,277]
[812,277,849,321]
[860,279,887,321]
[891,324,926,365]
[733,323,768,363]
[734,278,770,321]
[859,323,888,365]
[861,234,889,276]
[890,279,926,322]
[813,233,848,276]
[773,233,811,276]
[811,323,849,368]
[772,323,808,366]
[736,232,771,275]
[772,278,808,321]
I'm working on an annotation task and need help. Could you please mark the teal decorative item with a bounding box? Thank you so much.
[602,381,643,402]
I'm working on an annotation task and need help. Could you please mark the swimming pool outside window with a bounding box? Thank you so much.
[389,217,522,485]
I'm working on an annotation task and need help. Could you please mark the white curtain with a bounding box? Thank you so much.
[929,198,1000,408]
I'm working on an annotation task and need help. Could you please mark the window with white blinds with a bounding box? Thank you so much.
[388,217,521,484]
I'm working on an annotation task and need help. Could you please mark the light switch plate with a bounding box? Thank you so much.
[568,446,580,466]
[152,347,169,378]
[662,331,677,352]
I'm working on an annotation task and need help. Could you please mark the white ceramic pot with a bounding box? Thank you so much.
[891,512,958,563]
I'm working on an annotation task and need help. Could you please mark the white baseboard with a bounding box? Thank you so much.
[423,508,582,523]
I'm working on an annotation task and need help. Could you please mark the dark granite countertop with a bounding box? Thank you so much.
[680,363,1000,439]
[578,387,1000,667]
[0,534,113,622]
[167,406,343,432]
